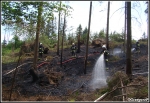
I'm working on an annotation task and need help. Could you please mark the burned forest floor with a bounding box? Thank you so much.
[2,44,149,101]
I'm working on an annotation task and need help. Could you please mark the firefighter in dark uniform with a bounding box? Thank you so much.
[71,43,77,57]
[102,45,109,70]
[135,41,140,53]
[39,43,44,59]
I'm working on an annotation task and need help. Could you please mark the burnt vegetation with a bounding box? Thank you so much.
[2,1,148,101]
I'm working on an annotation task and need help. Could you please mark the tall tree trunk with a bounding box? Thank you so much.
[126,2,132,79]
[33,2,43,70]
[106,1,110,50]
[147,3,148,54]
[124,1,127,53]
[57,1,61,55]
[84,1,92,74]
[77,33,80,53]
[60,12,66,67]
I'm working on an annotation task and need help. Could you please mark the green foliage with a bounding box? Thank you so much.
[2,47,20,63]
[39,34,57,48]
[92,29,105,40]
[127,86,148,99]
[2,2,24,25]
[67,33,75,45]
[49,33,57,45]
[12,35,23,48]
[68,98,75,102]
[93,32,99,39]
[109,31,124,42]
[81,27,88,43]
[76,24,82,36]
[135,86,148,98]
[2,35,23,50]
[99,29,105,38]
[2,1,74,51]
[109,41,122,49]
[106,71,129,98]
[39,35,51,47]
[55,1,73,16]
[132,39,136,44]
[107,71,122,89]
[100,87,109,94]
[2,1,58,24]
[2,48,11,56]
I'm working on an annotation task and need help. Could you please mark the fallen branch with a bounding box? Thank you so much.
[120,78,126,101]
[133,68,141,70]
[3,62,33,76]
[46,91,52,100]
[94,92,108,102]
[132,72,148,76]
[94,81,120,102]
[117,84,145,89]
[17,90,21,96]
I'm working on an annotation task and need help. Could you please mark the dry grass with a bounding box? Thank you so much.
[103,72,148,101]
[2,73,148,101]
[109,55,120,62]
[2,83,107,101]
[126,76,148,99]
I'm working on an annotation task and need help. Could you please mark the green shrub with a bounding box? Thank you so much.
[107,71,129,91]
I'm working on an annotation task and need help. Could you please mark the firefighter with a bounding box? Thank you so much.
[39,43,44,59]
[71,43,77,57]
[135,41,140,53]
[104,48,109,63]
[102,44,109,70]
[101,45,105,52]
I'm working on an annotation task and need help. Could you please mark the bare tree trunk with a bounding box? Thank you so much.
[126,2,132,79]
[124,1,127,53]
[106,1,110,50]
[57,1,61,55]
[32,2,43,81]
[84,1,92,74]
[60,12,66,67]
[147,4,148,53]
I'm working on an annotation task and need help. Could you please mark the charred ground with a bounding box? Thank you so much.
[2,43,148,101]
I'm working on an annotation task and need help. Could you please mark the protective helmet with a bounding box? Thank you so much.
[40,43,42,45]
[72,43,74,45]
[102,44,107,49]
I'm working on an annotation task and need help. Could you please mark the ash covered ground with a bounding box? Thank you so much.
[2,44,148,101]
